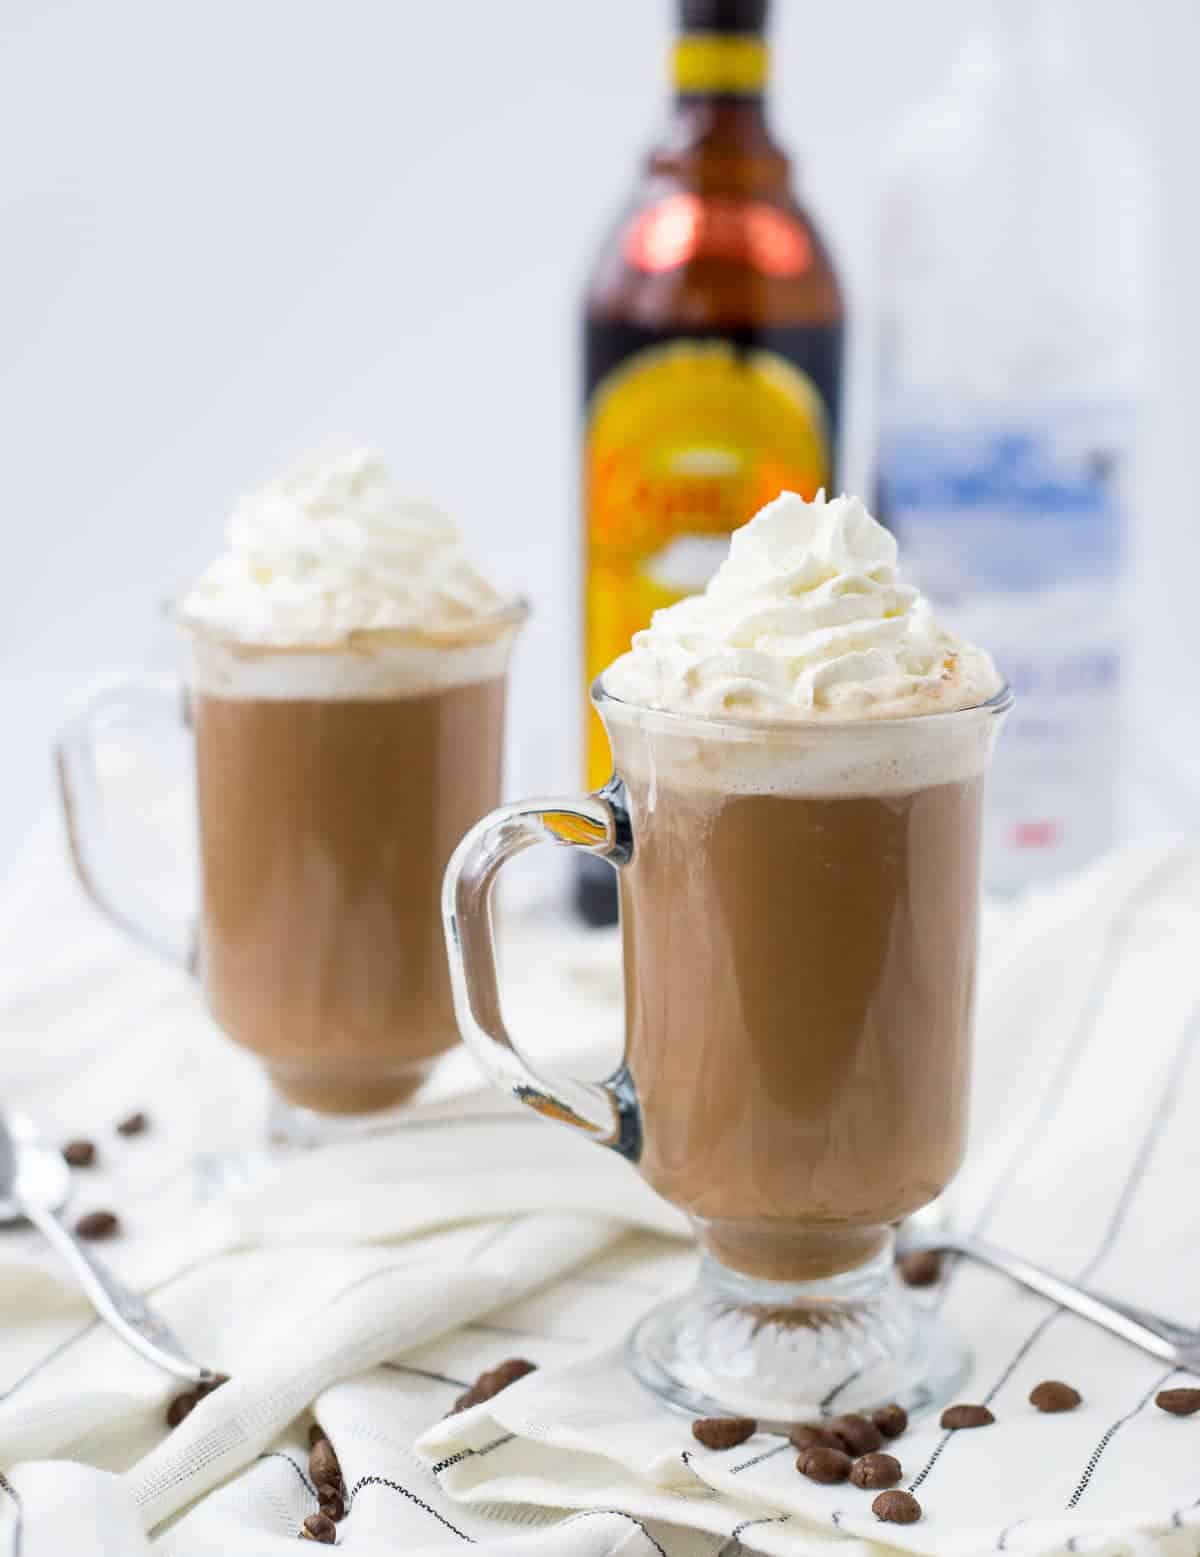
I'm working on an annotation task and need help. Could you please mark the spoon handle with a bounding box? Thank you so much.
[23,1198,215,1385]
[958,1232,1193,1369]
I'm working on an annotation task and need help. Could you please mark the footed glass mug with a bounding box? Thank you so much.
[57,606,527,1145]
[444,674,1010,1422]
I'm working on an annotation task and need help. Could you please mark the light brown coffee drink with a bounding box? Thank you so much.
[195,666,508,1114]
[620,764,984,1283]
[443,489,1008,1418]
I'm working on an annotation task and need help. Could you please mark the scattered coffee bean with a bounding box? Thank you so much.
[447,1357,538,1416]
[316,1482,345,1521]
[941,1403,994,1430]
[789,1423,843,1453]
[872,1403,908,1439]
[116,1111,149,1137]
[692,1416,756,1450]
[301,1511,337,1544]
[308,1435,341,1488]
[830,1413,883,1456]
[165,1389,198,1427]
[486,1357,537,1392]
[850,1451,903,1490]
[1156,1388,1200,1417]
[1030,1380,1082,1413]
[872,1489,922,1524]
[797,1446,853,1484]
[898,1249,942,1287]
[164,1372,226,1429]
[62,1139,96,1168]
[75,1209,120,1241]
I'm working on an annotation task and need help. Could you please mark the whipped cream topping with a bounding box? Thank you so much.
[177,446,506,647]
[605,491,1002,721]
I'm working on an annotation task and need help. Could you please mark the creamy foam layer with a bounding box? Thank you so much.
[606,491,1002,723]
[190,625,520,701]
[603,692,1004,797]
[177,445,505,648]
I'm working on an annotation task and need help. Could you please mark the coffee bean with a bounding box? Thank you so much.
[898,1249,942,1287]
[829,1413,883,1456]
[308,1436,341,1488]
[309,1422,327,1449]
[850,1451,903,1489]
[692,1416,756,1450]
[789,1423,843,1453]
[165,1389,198,1427]
[62,1139,96,1168]
[872,1489,922,1524]
[1030,1380,1082,1413]
[116,1111,149,1137]
[1156,1388,1200,1417]
[872,1403,908,1439]
[447,1358,538,1416]
[75,1210,120,1241]
[485,1357,537,1392]
[316,1482,345,1521]
[797,1446,853,1484]
[941,1402,994,1429]
[301,1511,337,1543]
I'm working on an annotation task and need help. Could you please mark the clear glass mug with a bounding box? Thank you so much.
[444,675,1011,1422]
[57,606,527,1144]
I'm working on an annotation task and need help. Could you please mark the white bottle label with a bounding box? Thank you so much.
[878,399,1131,893]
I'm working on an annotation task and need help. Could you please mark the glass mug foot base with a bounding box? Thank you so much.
[265,1065,437,1148]
[627,1249,969,1427]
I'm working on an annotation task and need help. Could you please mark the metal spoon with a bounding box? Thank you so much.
[0,1109,219,1385]
[897,1218,1200,1370]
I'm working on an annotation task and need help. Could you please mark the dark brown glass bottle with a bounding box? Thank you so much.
[577,0,845,924]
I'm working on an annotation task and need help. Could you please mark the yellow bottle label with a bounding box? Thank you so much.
[672,34,768,95]
[583,339,832,791]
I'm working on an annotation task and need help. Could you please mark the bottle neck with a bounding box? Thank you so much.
[656,27,783,187]
[671,28,769,100]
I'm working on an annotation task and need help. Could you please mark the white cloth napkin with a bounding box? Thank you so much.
[2,827,1200,1556]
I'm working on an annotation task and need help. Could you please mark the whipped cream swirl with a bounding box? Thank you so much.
[605,491,1002,720]
[177,446,505,647]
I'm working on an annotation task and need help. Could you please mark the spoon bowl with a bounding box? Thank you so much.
[0,1111,70,1224]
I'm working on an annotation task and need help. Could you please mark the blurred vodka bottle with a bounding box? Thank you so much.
[876,0,1150,894]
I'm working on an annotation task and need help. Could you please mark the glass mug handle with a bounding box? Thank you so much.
[54,673,194,971]
[442,783,641,1160]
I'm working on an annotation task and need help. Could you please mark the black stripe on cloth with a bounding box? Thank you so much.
[346,1474,473,1539]
[384,1362,472,1389]
[431,1433,515,1476]
[911,983,1200,1502]
[728,1442,789,1476]
[819,1368,863,1411]
[932,853,1185,1319]
[0,1319,99,1404]
[726,1512,790,1554]
[677,1447,721,1497]
[1066,1371,1173,1511]
[1169,1486,1200,1529]
[561,1508,670,1556]
[0,1468,22,1557]
[254,1451,317,1498]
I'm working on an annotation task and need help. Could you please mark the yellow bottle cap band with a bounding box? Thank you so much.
[672,34,768,95]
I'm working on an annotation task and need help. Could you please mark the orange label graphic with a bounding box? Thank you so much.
[583,340,831,789]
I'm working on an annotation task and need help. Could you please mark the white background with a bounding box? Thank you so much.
[1,0,1195,883]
